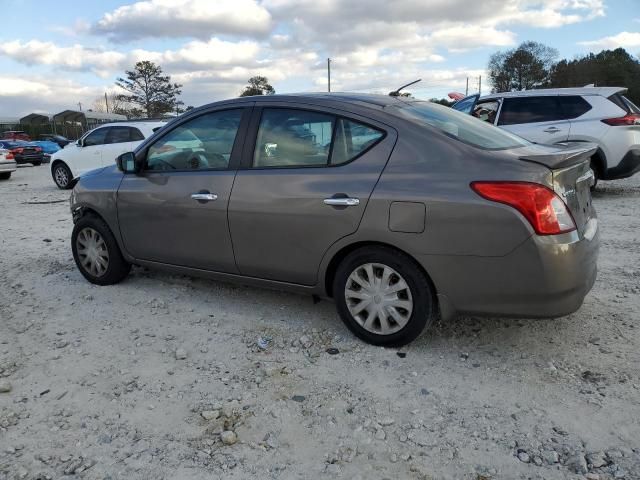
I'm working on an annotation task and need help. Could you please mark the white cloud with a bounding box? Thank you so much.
[0,40,126,76]
[579,32,640,51]
[0,76,108,116]
[93,0,272,40]
[0,38,261,77]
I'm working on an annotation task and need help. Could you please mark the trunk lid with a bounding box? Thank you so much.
[519,143,597,237]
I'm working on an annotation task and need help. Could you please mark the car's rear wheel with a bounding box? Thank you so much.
[333,246,437,347]
[32,160,42,166]
[72,214,131,285]
[0,172,11,180]
[52,162,72,189]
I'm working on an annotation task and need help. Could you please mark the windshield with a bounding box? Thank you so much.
[393,101,531,150]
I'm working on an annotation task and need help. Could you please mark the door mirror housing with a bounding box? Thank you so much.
[116,152,142,173]
[76,139,83,147]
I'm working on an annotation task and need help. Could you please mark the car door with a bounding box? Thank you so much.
[451,94,479,114]
[74,127,109,175]
[117,107,251,272]
[228,105,396,285]
[497,96,569,144]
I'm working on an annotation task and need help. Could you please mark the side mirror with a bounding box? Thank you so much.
[116,152,142,174]
[76,139,82,147]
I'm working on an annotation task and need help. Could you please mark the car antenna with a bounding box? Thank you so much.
[389,79,422,97]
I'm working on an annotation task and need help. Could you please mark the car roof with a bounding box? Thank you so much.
[94,120,167,128]
[191,92,410,112]
[480,86,626,100]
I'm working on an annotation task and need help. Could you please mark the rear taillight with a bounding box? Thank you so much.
[601,113,640,126]
[470,181,576,235]
[12,148,23,154]
[34,146,42,152]
[5,151,14,160]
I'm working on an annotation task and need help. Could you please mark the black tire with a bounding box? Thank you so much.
[333,246,437,347]
[0,172,11,180]
[52,162,73,189]
[32,161,42,166]
[71,214,131,285]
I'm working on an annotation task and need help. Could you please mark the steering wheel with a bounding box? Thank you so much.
[188,152,210,169]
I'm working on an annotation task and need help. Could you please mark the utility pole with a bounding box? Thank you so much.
[104,92,109,113]
[77,102,82,111]
[465,77,469,96]
[478,75,482,95]
[327,58,331,93]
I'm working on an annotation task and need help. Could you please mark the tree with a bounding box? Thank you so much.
[488,41,558,92]
[548,48,640,105]
[115,61,182,118]
[239,76,275,97]
[91,91,139,118]
[429,98,454,107]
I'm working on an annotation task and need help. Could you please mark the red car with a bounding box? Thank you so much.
[2,130,31,141]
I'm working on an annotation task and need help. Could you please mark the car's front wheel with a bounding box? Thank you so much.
[52,162,72,189]
[333,246,438,347]
[71,214,131,285]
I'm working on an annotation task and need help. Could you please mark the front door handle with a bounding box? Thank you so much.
[324,197,360,207]
[191,192,218,203]
[543,127,561,133]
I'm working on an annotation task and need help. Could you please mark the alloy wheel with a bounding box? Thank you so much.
[344,262,413,335]
[55,166,69,187]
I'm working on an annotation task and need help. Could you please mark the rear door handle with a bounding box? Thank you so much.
[543,127,561,133]
[324,197,360,206]
[191,192,218,202]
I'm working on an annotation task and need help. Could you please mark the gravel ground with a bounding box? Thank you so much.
[1,165,639,480]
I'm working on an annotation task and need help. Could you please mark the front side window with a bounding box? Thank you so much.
[471,100,500,124]
[498,96,563,126]
[83,128,108,147]
[394,102,530,150]
[146,109,243,171]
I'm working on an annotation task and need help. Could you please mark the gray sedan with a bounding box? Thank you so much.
[68,93,599,346]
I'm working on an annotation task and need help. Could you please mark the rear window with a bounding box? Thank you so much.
[622,95,640,114]
[498,97,564,126]
[395,102,530,150]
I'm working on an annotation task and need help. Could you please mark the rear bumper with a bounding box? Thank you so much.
[15,153,43,164]
[605,149,640,180]
[0,160,17,173]
[422,219,599,319]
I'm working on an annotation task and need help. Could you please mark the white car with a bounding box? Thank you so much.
[50,121,166,189]
[453,87,640,186]
[0,148,17,180]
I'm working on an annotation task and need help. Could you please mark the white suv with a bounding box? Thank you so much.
[50,121,166,189]
[453,87,640,185]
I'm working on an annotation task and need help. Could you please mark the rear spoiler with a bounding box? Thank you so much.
[519,143,597,170]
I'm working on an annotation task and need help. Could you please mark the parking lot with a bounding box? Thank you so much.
[1,165,639,479]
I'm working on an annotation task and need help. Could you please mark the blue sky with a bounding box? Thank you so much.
[0,0,638,116]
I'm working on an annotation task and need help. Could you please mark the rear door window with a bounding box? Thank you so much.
[105,126,131,144]
[452,94,479,114]
[331,119,384,165]
[498,97,564,126]
[129,127,145,141]
[558,96,592,119]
